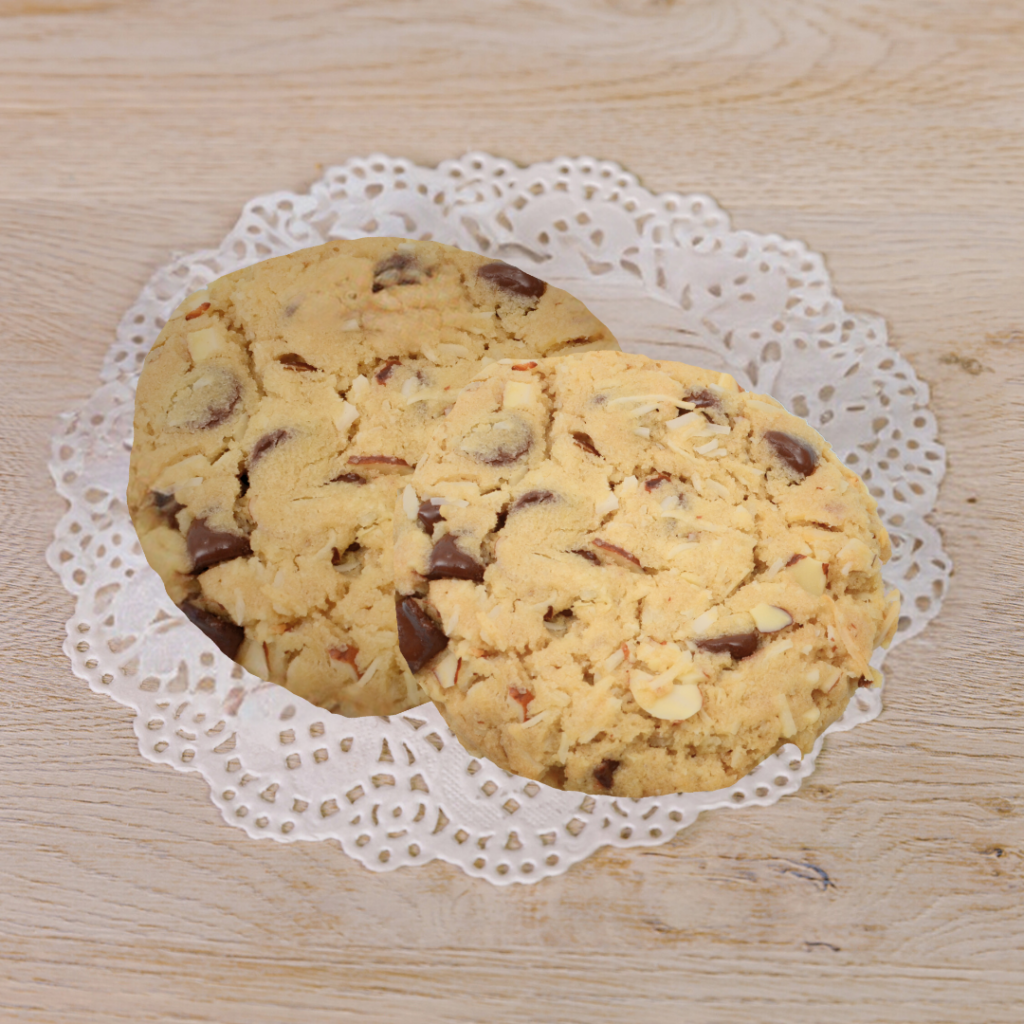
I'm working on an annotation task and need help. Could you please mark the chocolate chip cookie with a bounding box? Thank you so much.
[127,239,617,716]
[393,351,900,795]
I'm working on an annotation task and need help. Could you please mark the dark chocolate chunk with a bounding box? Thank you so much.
[695,632,759,660]
[332,472,367,484]
[277,353,318,372]
[152,491,184,524]
[765,431,818,479]
[493,508,509,533]
[571,548,600,564]
[250,429,289,465]
[198,381,240,429]
[180,601,245,659]
[477,261,547,299]
[571,431,601,457]
[417,500,444,536]
[187,518,252,573]
[374,358,401,383]
[510,489,555,514]
[395,595,448,673]
[426,534,485,583]
[684,388,721,412]
[593,759,620,790]
[237,471,249,497]
[480,437,531,467]
[372,253,422,292]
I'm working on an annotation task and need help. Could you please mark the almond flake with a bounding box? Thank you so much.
[666,411,703,432]
[402,485,418,521]
[335,400,359,433]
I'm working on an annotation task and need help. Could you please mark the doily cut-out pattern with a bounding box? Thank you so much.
[48,154,948,885]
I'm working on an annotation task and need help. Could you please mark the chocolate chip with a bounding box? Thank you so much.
[510,490,555,514]
[765,431,818,479]
[152,491,184,524]
[180,601,245,658]
[571,548,599,564]
[571,431,601,457]
[238,471,249,497]
[375,358,401,383]
[684,389,721,411]
[695,632,759,660]
[426,534,485,582]
[395,595,448,673]
[372,253,422,292]
[593,759,620,790]
[417,500,444,536]
[251,429,289,464]
[477,261,547,299]
[332,472,367,484]
[187,518,252,573]
[480,437,531,467]
[197,381,240,429]
[277,353,318,372]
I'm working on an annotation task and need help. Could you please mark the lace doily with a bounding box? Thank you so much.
[47,154,948,885]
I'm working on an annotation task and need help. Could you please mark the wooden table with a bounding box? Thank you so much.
[3,2,1022,1020]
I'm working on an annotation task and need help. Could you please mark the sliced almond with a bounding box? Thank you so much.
[777,694,797,738]
[432,652,462,689]
[749,603,793,632]
[789,557,827,596]
[238,639,269,679]
[171,288,210,319]
[334,400,359,433]
[636,682,703,722]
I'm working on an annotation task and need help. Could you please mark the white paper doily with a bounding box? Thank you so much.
[47,154,949,885]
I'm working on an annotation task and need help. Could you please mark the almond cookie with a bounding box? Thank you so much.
[393,351,899,795]
[127,239,617,717]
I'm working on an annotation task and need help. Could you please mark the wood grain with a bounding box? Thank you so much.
[2,1,1023,1021]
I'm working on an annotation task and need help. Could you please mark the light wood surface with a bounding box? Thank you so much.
[2,2,1023,1021]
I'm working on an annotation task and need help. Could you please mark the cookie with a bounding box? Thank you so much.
[393,351,900,796]
[127,239,617,717]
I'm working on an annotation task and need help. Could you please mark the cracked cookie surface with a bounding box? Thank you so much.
[127,238,617,717]
[393,351,899,795]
